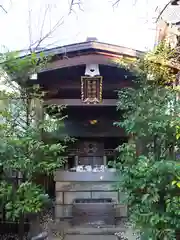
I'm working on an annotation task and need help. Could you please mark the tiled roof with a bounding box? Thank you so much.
[17,40,143,59]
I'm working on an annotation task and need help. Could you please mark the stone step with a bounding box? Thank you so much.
[49,220,126,234]
[64,235,117,240]
[49,220,127,239]
[66,226,125,235]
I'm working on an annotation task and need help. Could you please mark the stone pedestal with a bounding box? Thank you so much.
[54,171,127,221]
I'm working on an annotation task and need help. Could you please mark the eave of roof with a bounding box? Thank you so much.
[42,40,144,58]
[17,40,144,59]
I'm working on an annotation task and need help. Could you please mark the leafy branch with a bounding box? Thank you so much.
[0,51,72,239]
[115,42,180,239]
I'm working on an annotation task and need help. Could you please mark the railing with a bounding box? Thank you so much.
[65,149,117,172]
[67,148,116,156]
[0,222,29,235]
[0,206,29,237]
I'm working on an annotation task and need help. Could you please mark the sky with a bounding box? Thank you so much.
[0,0,168,52]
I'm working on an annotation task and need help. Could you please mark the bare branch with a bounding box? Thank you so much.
[112,0,138,7]
[156,1,172,22]
[39,5,50,43]
[155,0,179,23]
[0,4,7,13]
[26,3,66,52]
[30,17,64,51]
[68,0,83,15]
[27,0,83,51]
[112,0,121,7]
[28,6,33,52]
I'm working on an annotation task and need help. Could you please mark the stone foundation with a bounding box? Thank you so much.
[54,170,127,221]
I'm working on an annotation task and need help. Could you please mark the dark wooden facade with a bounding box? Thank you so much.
[32,40,141,172]
[35,40,141,139]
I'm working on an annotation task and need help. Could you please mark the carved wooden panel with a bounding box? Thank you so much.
[79,141,104,156]
[78,141,104,166]
[81,76,102,104]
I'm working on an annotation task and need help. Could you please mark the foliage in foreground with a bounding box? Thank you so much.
[0,51,70,222]
[115,42,180,239]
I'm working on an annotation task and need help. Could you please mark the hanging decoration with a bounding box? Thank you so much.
[81,76,103,104]
[89,119,98,125]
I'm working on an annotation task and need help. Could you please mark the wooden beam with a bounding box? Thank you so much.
[44,82,132,91]
[42,54,120,72]
[44,99,117,106]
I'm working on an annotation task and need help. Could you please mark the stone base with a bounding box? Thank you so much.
[55,180,127,220]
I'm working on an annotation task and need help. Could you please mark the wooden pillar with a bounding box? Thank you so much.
[75,155,79,166]
[103,155,107,166]
[64,157,68,170]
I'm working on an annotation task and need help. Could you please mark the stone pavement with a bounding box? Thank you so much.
[50,224,140,240]
[43,217,140,240]
[52,236,117,240]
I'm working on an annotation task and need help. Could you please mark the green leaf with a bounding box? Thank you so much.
[142,194,150,202]
[172,181,177,186]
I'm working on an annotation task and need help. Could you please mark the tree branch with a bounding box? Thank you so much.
[156,0,174,23]
[112,0,121,7]
[31,17,64,51]
[27,3,65,51]
[0,4,7,13]
[28,5,33,52]
[68,0,83,15]
[39,5,51,44]
[112,0,138,8]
